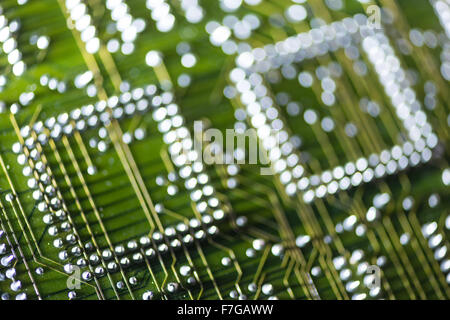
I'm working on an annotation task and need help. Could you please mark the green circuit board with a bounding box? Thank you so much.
[0,0,449,300]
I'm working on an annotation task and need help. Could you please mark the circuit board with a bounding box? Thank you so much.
[0,0,449,300]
